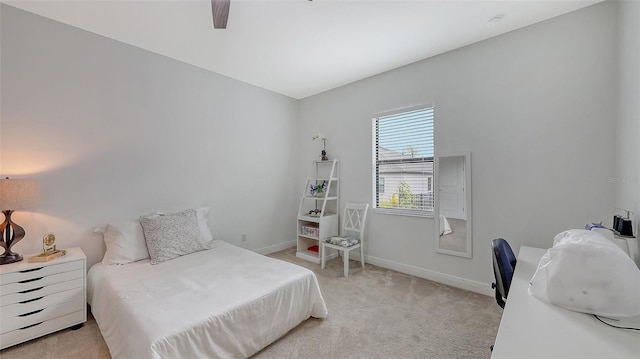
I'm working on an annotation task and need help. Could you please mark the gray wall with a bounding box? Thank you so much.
[1,5,300,267]
[298,1,619,293]
[615,0,640,244]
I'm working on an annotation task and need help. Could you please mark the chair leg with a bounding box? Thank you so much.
[320,243,326,269]
[343,249,349,277]
[360,245,365,268]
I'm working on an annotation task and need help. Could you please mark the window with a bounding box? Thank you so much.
[372,105,434,216]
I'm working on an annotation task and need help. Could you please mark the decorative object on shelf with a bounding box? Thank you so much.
[0,177,40,265]
[308,209,322,217]
[310,180,327,197]
[312,133,328,160]
[301,226,319,237]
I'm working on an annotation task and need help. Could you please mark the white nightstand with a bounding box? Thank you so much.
[0,247,87,349]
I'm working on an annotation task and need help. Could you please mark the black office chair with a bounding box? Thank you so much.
[491,238,517,309]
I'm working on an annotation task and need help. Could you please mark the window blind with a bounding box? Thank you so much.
[373,106,434,215]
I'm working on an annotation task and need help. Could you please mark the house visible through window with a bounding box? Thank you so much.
[378,177,385,194]
[372,105,434,216]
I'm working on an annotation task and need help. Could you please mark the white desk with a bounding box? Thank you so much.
[491,246,640,359]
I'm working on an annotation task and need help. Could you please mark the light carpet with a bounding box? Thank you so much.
[0,247,502,359]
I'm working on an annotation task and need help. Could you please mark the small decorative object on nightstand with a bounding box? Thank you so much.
[43,232,57,253]
[27,233,65,262]
[0,247,87,349]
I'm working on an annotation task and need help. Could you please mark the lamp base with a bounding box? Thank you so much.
[1,209,26,265]
[0,252,23,265]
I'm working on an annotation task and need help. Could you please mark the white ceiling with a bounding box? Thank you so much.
[4,0,602,99]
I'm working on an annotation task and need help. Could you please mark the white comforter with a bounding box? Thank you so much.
[87,240,328,359]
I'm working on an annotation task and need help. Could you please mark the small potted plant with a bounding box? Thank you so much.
[310,181,328,197]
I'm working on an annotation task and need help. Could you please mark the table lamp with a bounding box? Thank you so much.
[0,177,40,265]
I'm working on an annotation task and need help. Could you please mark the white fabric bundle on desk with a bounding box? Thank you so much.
[530,229,640,317]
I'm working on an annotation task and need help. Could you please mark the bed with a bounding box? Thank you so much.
[87,239,328,358]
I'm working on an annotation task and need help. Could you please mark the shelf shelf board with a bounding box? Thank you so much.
[298,213,337,222]
[312,160,338,164]
[296,251,320,264]
[298,234,319,240]
[302,196,338,200]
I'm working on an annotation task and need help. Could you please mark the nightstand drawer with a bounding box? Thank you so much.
[0,277,84,307]
[0,310,85,349]
[0,268,83,296]
[0,290,84,334]
[1,287,84,320]
[0,260,83,285]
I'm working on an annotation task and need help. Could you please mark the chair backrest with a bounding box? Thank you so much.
[492,238,517,308]
[342,203,369,240]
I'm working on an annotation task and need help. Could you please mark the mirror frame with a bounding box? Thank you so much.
[434,152,472,258]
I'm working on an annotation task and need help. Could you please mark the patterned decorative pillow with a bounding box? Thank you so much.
[140,207,214,248]
[325,236,360,247]
[140,209,207,264]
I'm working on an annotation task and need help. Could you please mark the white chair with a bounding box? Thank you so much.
[321,203,369,277]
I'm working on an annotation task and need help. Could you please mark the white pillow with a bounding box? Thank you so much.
[141,207,213,248]
[140,209,207,264]
[195,207,214,246]
[96,220,150,266]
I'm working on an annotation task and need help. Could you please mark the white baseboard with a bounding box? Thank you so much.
[255,240,296,255]
[363,254,494,297]
[255,240,493,296]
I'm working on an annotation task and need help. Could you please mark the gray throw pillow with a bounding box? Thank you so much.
[140,209,207,264]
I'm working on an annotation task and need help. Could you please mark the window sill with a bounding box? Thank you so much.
[373,208,434,218]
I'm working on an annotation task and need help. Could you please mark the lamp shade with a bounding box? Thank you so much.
[0,178,40,210]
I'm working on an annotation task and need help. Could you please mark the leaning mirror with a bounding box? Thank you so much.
[435,152,472,258]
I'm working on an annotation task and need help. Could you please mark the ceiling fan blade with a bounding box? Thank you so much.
[212,0,230,29]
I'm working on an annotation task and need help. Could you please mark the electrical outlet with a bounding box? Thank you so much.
[241,233,247,242]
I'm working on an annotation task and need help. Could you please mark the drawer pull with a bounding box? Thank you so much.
[19,277,43,284]
[20,296,44,304]
[19,287,44,294]
[19,322,43,330]
[19,309,44,317]
[19,267,44,273]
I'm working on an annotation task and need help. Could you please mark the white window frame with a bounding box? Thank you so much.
[372,104,435,218]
